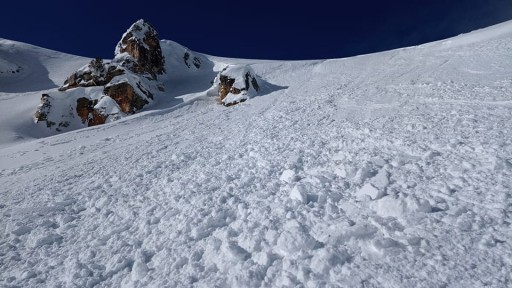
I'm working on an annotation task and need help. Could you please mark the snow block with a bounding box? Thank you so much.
[356,183,384,200]
[370,195,432,219]
[290,183,308,203]
[280,169,297,183]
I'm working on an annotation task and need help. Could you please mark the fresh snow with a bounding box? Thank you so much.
[1,21,512,287]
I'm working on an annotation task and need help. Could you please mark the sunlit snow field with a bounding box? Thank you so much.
[1,21,512,287]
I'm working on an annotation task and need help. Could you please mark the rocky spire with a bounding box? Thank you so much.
[114,19,166,77]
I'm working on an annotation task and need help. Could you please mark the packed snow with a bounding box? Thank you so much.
[1,20,512,287]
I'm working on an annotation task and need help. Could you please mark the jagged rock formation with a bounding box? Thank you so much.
[213,65,260,106]
[115,19,165,77]
[36,19,164,129]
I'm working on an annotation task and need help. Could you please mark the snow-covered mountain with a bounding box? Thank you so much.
[1,20,512,287]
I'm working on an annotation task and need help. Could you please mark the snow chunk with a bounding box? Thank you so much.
[276,220,317,257]
[356,183,384,200]
[131,260,149,281]
[370,195,432,219]
[31,233,63,248]
[280,169,297,183]
[310,248,349,274]
[353,163,375,184]
[290,183,308,203]
[370,169,389,189]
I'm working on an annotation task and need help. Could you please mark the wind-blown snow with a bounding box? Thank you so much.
[1,21,512,287]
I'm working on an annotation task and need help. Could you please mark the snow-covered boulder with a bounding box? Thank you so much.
[212,65,260,106]
[33,94,70,130]
[59,58,124,91]
[34,91,87,131]
[115,19,165,77]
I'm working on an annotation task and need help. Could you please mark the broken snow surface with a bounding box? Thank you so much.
[1,20,512,287]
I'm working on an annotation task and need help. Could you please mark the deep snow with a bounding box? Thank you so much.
[1,21,512,287]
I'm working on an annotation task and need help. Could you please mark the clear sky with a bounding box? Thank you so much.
[1,0,511,60]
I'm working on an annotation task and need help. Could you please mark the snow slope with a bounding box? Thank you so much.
[0,39,89,146]
[1,21,512,287]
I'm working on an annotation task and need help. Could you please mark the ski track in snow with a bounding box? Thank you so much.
[1,22,512,287]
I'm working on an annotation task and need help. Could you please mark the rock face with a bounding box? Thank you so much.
[103,80,150,114]
[36,19,165,129]
[76,98,109,126]
[115,19,165,77]
[213,65,260,106]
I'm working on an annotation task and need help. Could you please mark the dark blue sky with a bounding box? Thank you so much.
[1,0,511,60]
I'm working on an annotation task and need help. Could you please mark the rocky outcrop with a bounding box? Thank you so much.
[75,98,105,126]
[115,19,165,77]
[103,80,150,114]
[34,94,71,131]
[59,58,124,91]
[36,19,165,130]
[213,65,260,106]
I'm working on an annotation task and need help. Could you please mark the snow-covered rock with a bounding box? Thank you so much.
[35,19,165,129]
[212,65,260,106]
[59,58,124,91]
[34,94,73,131]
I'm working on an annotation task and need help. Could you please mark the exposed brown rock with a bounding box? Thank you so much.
[75,98,107,126]
[103,82,149,114]
[115,19,165,77]
[76,97,91,123]
[218,75,236,101]
[89,110,108,126]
